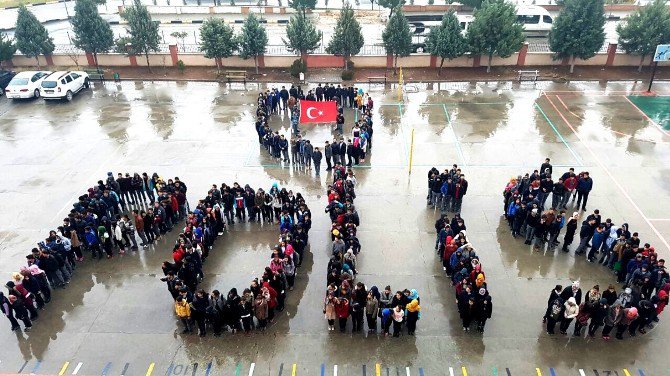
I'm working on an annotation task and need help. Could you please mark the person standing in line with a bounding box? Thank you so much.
[346,139,355,167]
[575,172,593,211]
[304,141,314,170]
[392,305,404,337]
[335,297,350,333]
[559,297,579,335]
[324,142,333,171]
[365,290,379,333]
[543,285,563,323]
[406,299,421,335]
[562,212,579,252]
[313,147,323,176]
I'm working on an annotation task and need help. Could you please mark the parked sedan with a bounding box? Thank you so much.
[4,71,52,99]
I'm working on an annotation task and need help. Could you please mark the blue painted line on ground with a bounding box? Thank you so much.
[637,369,645,376]
[534,102,584,167]
[321,364,325,376]
[549,367,556,376]
[278,363,284,376]
[205,362,213,376]
[101,362,112,376]
[17,361,28,373]
[419,368,424,376]
[31,361,41,374]
[166,363,174,376]
[442,103,467,167]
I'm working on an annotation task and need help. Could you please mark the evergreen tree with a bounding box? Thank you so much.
[122,0,161,69]
[72,0,114,69]
[237,13,268,74]
[283,11,322,59]
[548,0,605,73]
[289,0,316,12]
[199,18,237,73]
[326,2,364,70]
[14,5,55,67]
[426,10,467,75]
[616,0,670,72]
[466,0,524,73]
[0,33,17,68]
[382,7,412,72]
[377,0,404,16]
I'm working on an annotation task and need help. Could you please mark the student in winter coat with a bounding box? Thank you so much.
[543,285,563,323]
[559,297,579,334]
[562,212,579,252]
[335,297,350,333]
[392,305,404,337]
[601,302,624,340]
[475,292,492,332]
[406,299,421,335]
[615,307,638,340]
[381,308,392,336]
[324,294,337,331]
[365,291,379,333]
[546,297,564,335]
[174,296,191,333]
[560,281,583,305]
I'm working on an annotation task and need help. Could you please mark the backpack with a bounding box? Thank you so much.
[549,299,563,320]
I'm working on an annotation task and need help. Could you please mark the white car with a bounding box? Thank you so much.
[4,71,52,99]
[40,71,90,101]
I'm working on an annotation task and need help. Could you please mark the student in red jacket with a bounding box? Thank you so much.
[335,297,350,333]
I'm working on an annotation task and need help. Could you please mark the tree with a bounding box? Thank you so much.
[122,0,161,70]
[616,0,670,72]
[377,0,404,16]
[382,7,412,72]
[466,0,524,73]
[14,5,55,67]
[426,10,467,75]
[548,0,605,73]
[170,31,189,52]
[72,0,114,69]
[326,2,364,70]
[199,18,237,73]
[0,33,17,68]
[237,13,268,74]
[283,11,321,59]
[289,0,316,12]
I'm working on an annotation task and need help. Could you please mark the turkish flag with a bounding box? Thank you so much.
[299,100,338,124]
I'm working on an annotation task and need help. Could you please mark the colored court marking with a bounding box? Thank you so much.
[121,363,130,376]
[535,368,542,376]
[248,363,255,376]
[506,368,512,376]
[321,364,325,376]
[334,365,338,376]
[72,362,83,375]
[364,364,367,376]
[462,366,468,376]
[58,362,70,376]
[419,368,424,376]
[544,93,670,253]
[292,363,297,376]
[405,367,410,376]
[236,363,241,376]
[624,95,670,136]
[145,362,155,376]
[376,364,382,376]
[549,368,556,376]
[493,367,498,376]
[579,370,586,376]
[638,369,646,376]
[30,361,41,374]
[554,96,645,140]
[534,102,584,166]
[278,363,284,376]
[101,362,112,376]
[205,362,213,376]
[449,367,454,376]
[17,361,28,374]
[623,369,632,376]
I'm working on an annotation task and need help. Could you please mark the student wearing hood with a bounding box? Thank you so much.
[543,285,563,323]
[559,297,579,335]
[561,212,579,252]
[602,302,624,340]
[381,308,392,336]
[615,307,638,340]
[406,299,421,335]
[560,281,582,305]
[475,288,492,333]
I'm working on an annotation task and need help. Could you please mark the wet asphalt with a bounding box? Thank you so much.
[0,79,669,375]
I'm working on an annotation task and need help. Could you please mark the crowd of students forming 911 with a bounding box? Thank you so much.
[163,182,312,337]
[501,158,668,340]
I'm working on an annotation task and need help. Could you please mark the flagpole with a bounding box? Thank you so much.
[408,128,415,175]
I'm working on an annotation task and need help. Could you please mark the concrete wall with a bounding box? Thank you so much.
[7,50,667,69]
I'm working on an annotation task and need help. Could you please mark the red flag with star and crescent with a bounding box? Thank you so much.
[299,100,338,124]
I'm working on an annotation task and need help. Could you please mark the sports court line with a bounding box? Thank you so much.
[543,94,670,253]
[396,104,410,162]
[441,104,467,167]
[533,103,584,167]
[554,96,648,140]
[621,96,670,138]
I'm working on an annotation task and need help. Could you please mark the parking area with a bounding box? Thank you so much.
[0,79,669,375]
